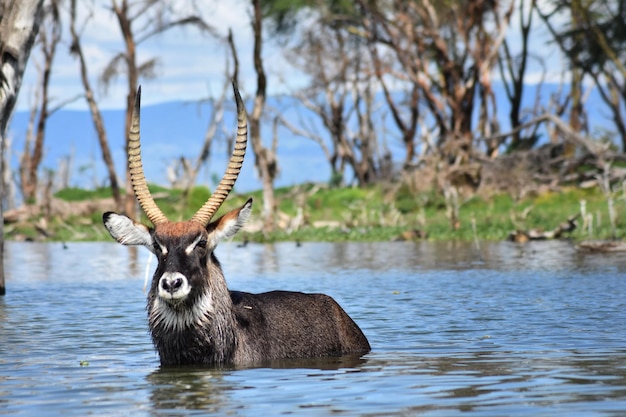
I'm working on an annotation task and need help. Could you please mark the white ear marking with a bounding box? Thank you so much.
[103,212,154,252]
[208,199,252,246]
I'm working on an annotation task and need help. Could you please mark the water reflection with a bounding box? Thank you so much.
[3,241,153,285]
[219,239,626,284]
[143,348,626,415]
[147,369,229,413]
[146,354,368,413]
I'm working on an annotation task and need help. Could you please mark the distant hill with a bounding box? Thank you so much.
[7,96,333,194]
[6,82,613,196]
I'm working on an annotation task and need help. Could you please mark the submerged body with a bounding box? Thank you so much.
[150,288,371,366]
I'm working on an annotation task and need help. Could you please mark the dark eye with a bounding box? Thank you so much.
[152,241,161,253]
[197,239,207,249]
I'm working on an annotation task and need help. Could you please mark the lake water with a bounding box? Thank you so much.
[1,240,626,416]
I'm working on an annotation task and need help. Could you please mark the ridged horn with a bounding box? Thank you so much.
[190,82,248,226]
[128,86,169,226]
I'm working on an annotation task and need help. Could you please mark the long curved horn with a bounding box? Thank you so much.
[128,86,169,225]
[191,82,248,226]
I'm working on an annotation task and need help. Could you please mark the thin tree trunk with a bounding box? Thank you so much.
[108,0,212,218]
[0,0,46,295]
[70,0,123,211]
[111,0,140,219]
[182,79,229,199]
[250,0,276,233]
[19,0,61,203]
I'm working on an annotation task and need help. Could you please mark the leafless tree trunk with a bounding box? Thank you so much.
[366,36,419,169]
[497,0,536,153]
[288,27,353,185]
[349,77,384,185]
[103,0,213,219]
[248,0,278,233]
[286,22,384,186]
[357,0,513,164]
[182,78,229,198]
[69,0,123,211]
[19,0,61,204]
[166,78,229,200]
[0,0,45,294]
[2,137,15,210]
[111,0,141,218]
[537,0,626,150]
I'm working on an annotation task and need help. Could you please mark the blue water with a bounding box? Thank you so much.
[1,240,626,416]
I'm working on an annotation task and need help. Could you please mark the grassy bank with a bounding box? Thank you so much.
[5,182,625,243]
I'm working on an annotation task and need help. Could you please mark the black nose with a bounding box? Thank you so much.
[161,277,183,293]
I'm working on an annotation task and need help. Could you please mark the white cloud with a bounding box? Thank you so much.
[18,0,262,111]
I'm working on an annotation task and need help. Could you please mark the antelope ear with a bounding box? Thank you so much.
[103,212,155,252]
[206,198,253,246]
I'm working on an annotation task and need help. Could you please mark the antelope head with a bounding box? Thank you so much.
[103,83,251,306]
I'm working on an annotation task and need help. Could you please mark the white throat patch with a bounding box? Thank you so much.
[151,291,216,332]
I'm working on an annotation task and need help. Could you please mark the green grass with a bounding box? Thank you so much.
[53,187,116,201]
[6,183,626,243]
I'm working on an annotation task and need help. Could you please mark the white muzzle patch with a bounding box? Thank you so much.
[158,272,191,303]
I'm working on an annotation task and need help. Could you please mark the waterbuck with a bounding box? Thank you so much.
[103,84,371,366]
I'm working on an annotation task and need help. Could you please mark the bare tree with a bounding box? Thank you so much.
[167,78,230,200]
[286,21,388,186]
[497,0,538,153]
[185,87,226,196]
[244,0,278,233]
[101,0,214,218]
[0,0,46,294]
[357,0,513,163]
[366,35,419,169]
[19,0,63,204]
[287,26,355,185]
[69,0,123,210]
[537,0,625,150]
[349,73,391,184]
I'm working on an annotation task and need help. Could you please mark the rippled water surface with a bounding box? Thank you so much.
[2,240,626,416]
